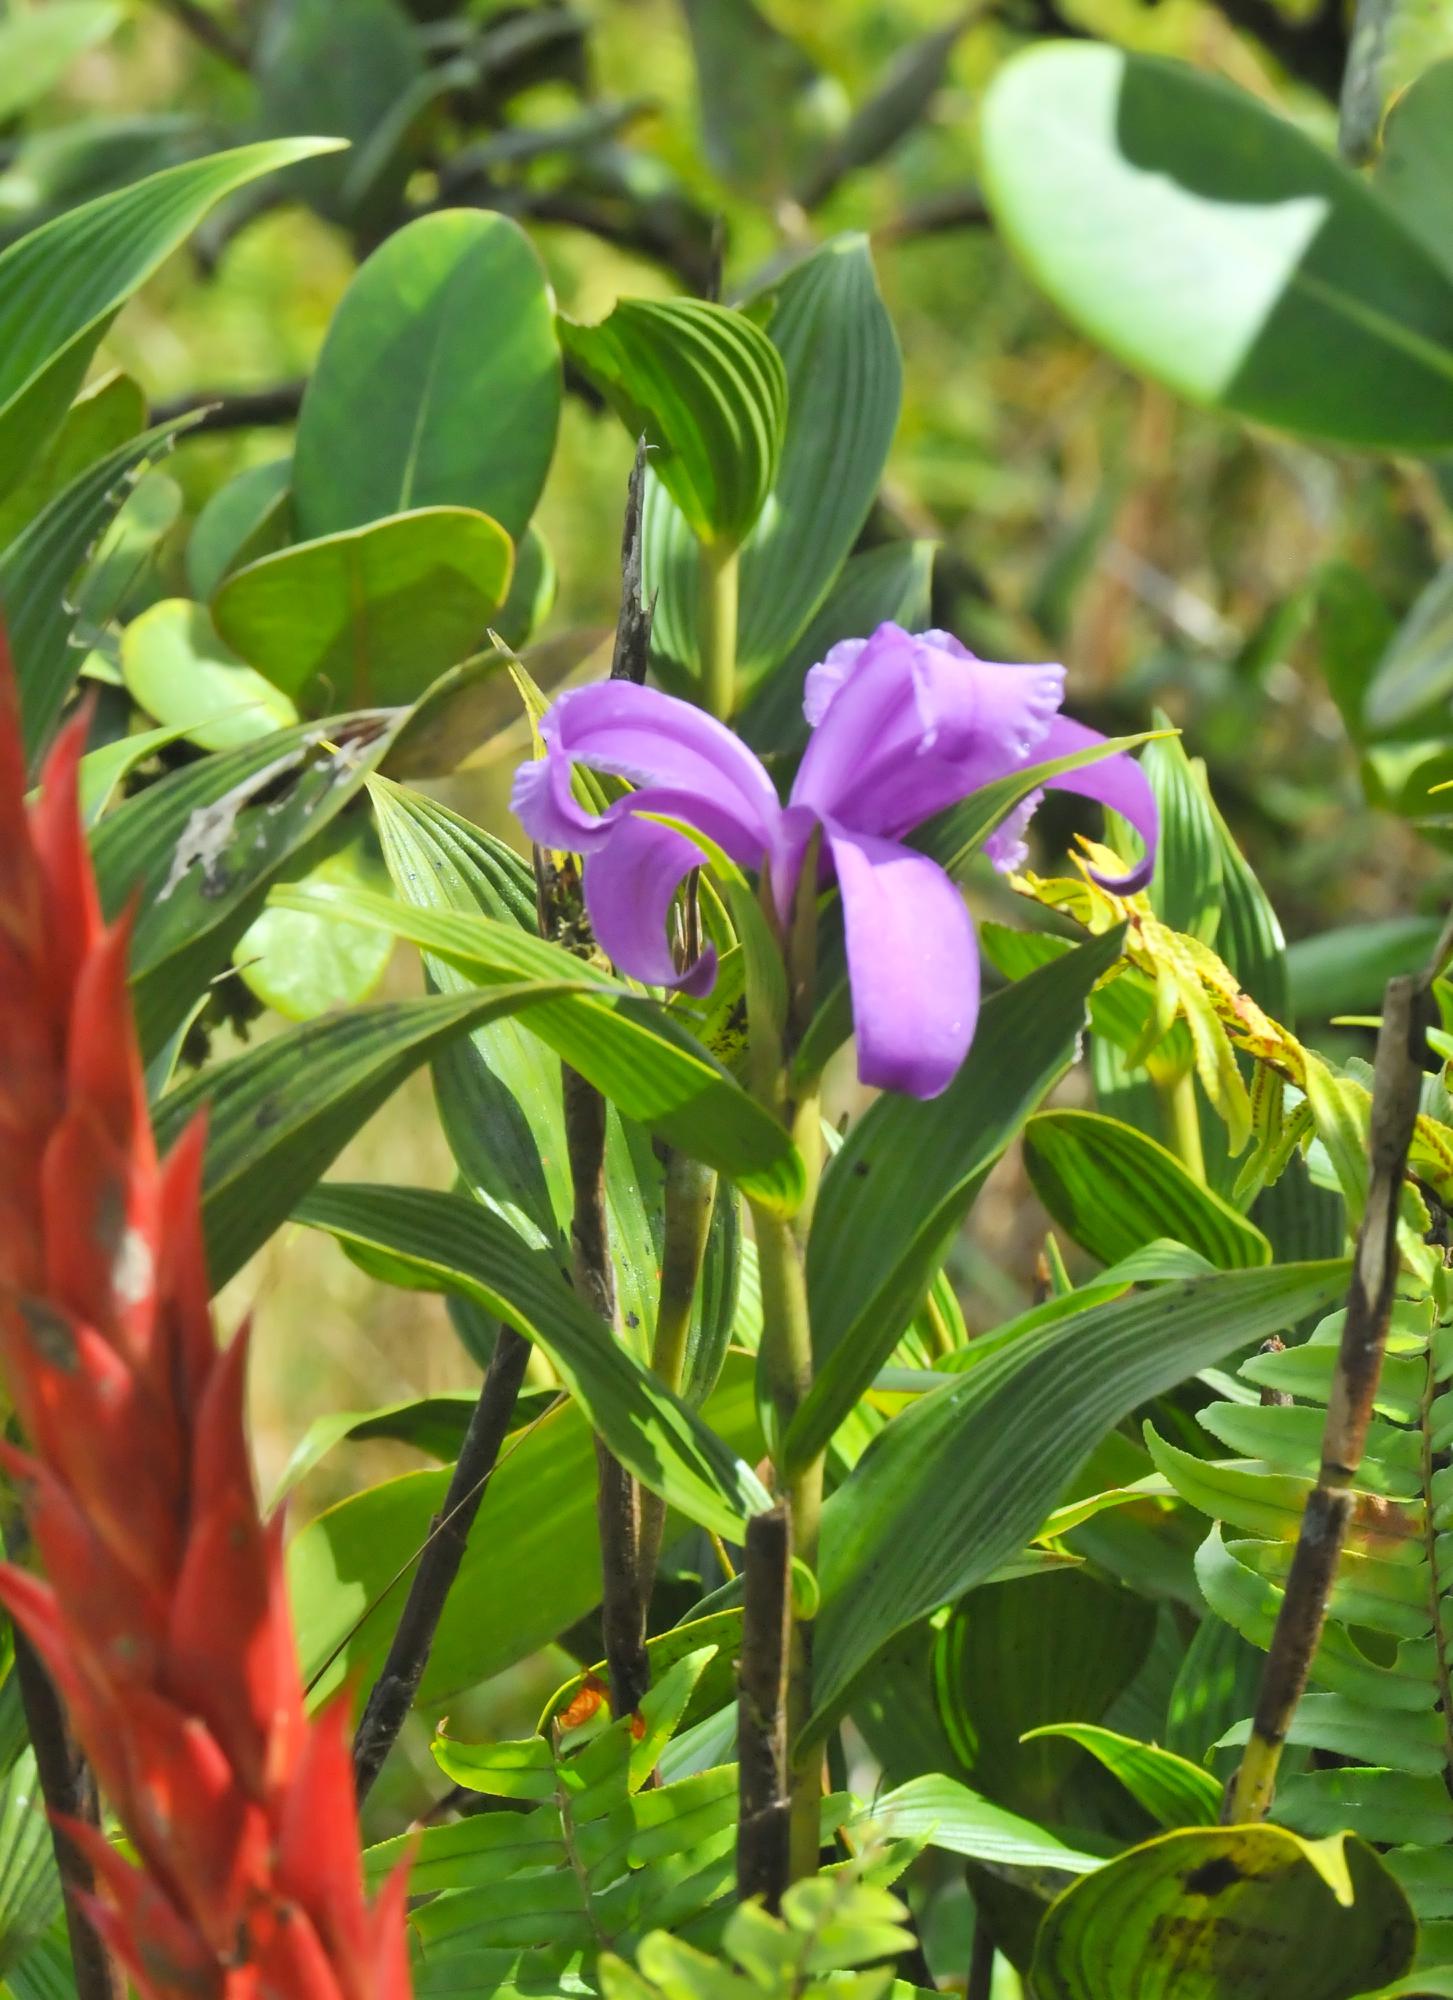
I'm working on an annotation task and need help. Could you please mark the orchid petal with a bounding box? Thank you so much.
[824,821,979,1099]
[1036,715,1159,892]
[584,813,717,996]
[513,681,781,861]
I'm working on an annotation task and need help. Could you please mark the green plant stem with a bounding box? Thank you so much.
[1157,1066,1206,1180]
[638,1150,718,1586]
[698,540,739,722]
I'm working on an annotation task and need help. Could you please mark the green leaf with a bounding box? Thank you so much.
[979,43,1453,451]
[1375,57,1453,280]
[234,829,395,1021]
[121,598,299,751]
[289,1352,763,1704]
[91,704,418,1060]
[853,1774,1101,1876]
[77,721,192,824]
[212,508,513,712]
[0,3,120,124]
[791,929,1125,1467]
[297,1183,770,1540]
[1364,556,1453,730]
[677,0,848,201]
[810,1259,1349,1727]
[0,1754,62,1978]
[562,299,786,550]
[1021,1725,1221,1829]
[274,880,806,1213]
[1346,11,1453,172]
[0,370,144,550]
[1,417,193,767]
[0,139,338,502]
[1287,916,1443,1022]
[274,1390,523,1500]
[293,210,560,541]
[185,457,292,601]
[1024,1111,1272,1270]
[1031,1825,1414,2000]
[644,235,902,687]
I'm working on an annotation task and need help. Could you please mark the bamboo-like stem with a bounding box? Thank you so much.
[1226,973,1426,1821]
[698,541,739,722]
[736,1504,793,1908]
[639,1151,718,1587]
[351,1325,531,1800]
[11,1634,124,2000]
[1156,1065,1206,1180]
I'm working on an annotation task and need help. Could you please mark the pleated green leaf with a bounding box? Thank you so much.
[791,929,1126,1467]
[1024,1111,1272,1269]
[292,210,561,540]
[1021,1725,1221,1829]
[275,879,805,1212]
[561,298,785,550]
[296,1182,770,1540]
[0,139,337,502]
[855,1775,1102,1875]
[644,234,902,686]
[980,43,1453,451]
[154,984,590,1285]
[811,1258,1349,1726]
[1031,1824,1413,2000]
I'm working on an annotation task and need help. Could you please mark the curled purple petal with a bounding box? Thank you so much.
[583,812,717,996]
[823,820,980,1099]
[1036,715,1159,892]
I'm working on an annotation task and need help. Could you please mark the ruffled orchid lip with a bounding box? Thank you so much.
[510,623,1159,1098]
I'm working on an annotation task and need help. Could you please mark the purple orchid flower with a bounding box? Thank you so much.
[512,622,1158,1100]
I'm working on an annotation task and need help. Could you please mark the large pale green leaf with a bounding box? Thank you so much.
[1032,1824,1413,2000]
[1024,1111,1272,1269]
[234,829,395,1022]
[121,598,299,752]
[275,879,806,1213]
[790,929,1125,1467]
[644,235,902,687]
[212,508,513,712]
[979,43,1453,451]
[561,299,785,549]
[154,985,593,1285]
[1,418,192,767]
[0,139,337,500]
[289,1351,763,1705]
[297,1182,770,1540]
[810,1258,1350,1725]
[292,210,560,540]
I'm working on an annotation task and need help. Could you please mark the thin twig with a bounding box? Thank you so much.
[148,381,305,435]
[1227,971,1429,1819]
[152,0,250,68]
[11,1633,124,2000]
[736,1503,792,1910]
[351,1326,532,1802]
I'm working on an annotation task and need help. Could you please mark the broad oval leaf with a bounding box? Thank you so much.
[792,928,1127,1467]
[186,458,292,601]
[121,598,299,751]
[292,210,561,540]
[212,507,513,711]
[297,1182,770,1541]
[1024,1110,1272,1269]
[979,43,1453,451]
[0,138,338,501]
[811,1258,1350,1726]
[562,298,785,550]
[1032,1824,1414,2000]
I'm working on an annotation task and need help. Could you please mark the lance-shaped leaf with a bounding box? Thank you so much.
[213,507,514,712]
[1374,57,1453,281]
[1031,1824,1413,2000]
[293,210,561,539]
[0,138,338,501]
[644,235,902,684]
[979,43,1453,451]
[1020,1725,1222,1829]
[561,299,786,550]
[790,929,1126,1467]
[297,1182,770,1541]
[274,879,806,1212]
[153,984,592,1284]
[1024,1111,1272,1269]
[810,1258,1350,1727]
[853,1775,1101,1876]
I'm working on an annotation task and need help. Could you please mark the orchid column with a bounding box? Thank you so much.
[512,620,1159,1888]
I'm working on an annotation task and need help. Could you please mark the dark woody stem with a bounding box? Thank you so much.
[1227,970,1429,1820]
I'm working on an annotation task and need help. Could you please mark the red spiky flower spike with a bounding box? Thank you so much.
[0,629,412,2000]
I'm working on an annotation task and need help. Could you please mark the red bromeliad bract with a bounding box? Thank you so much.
[0,632,411,2000]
